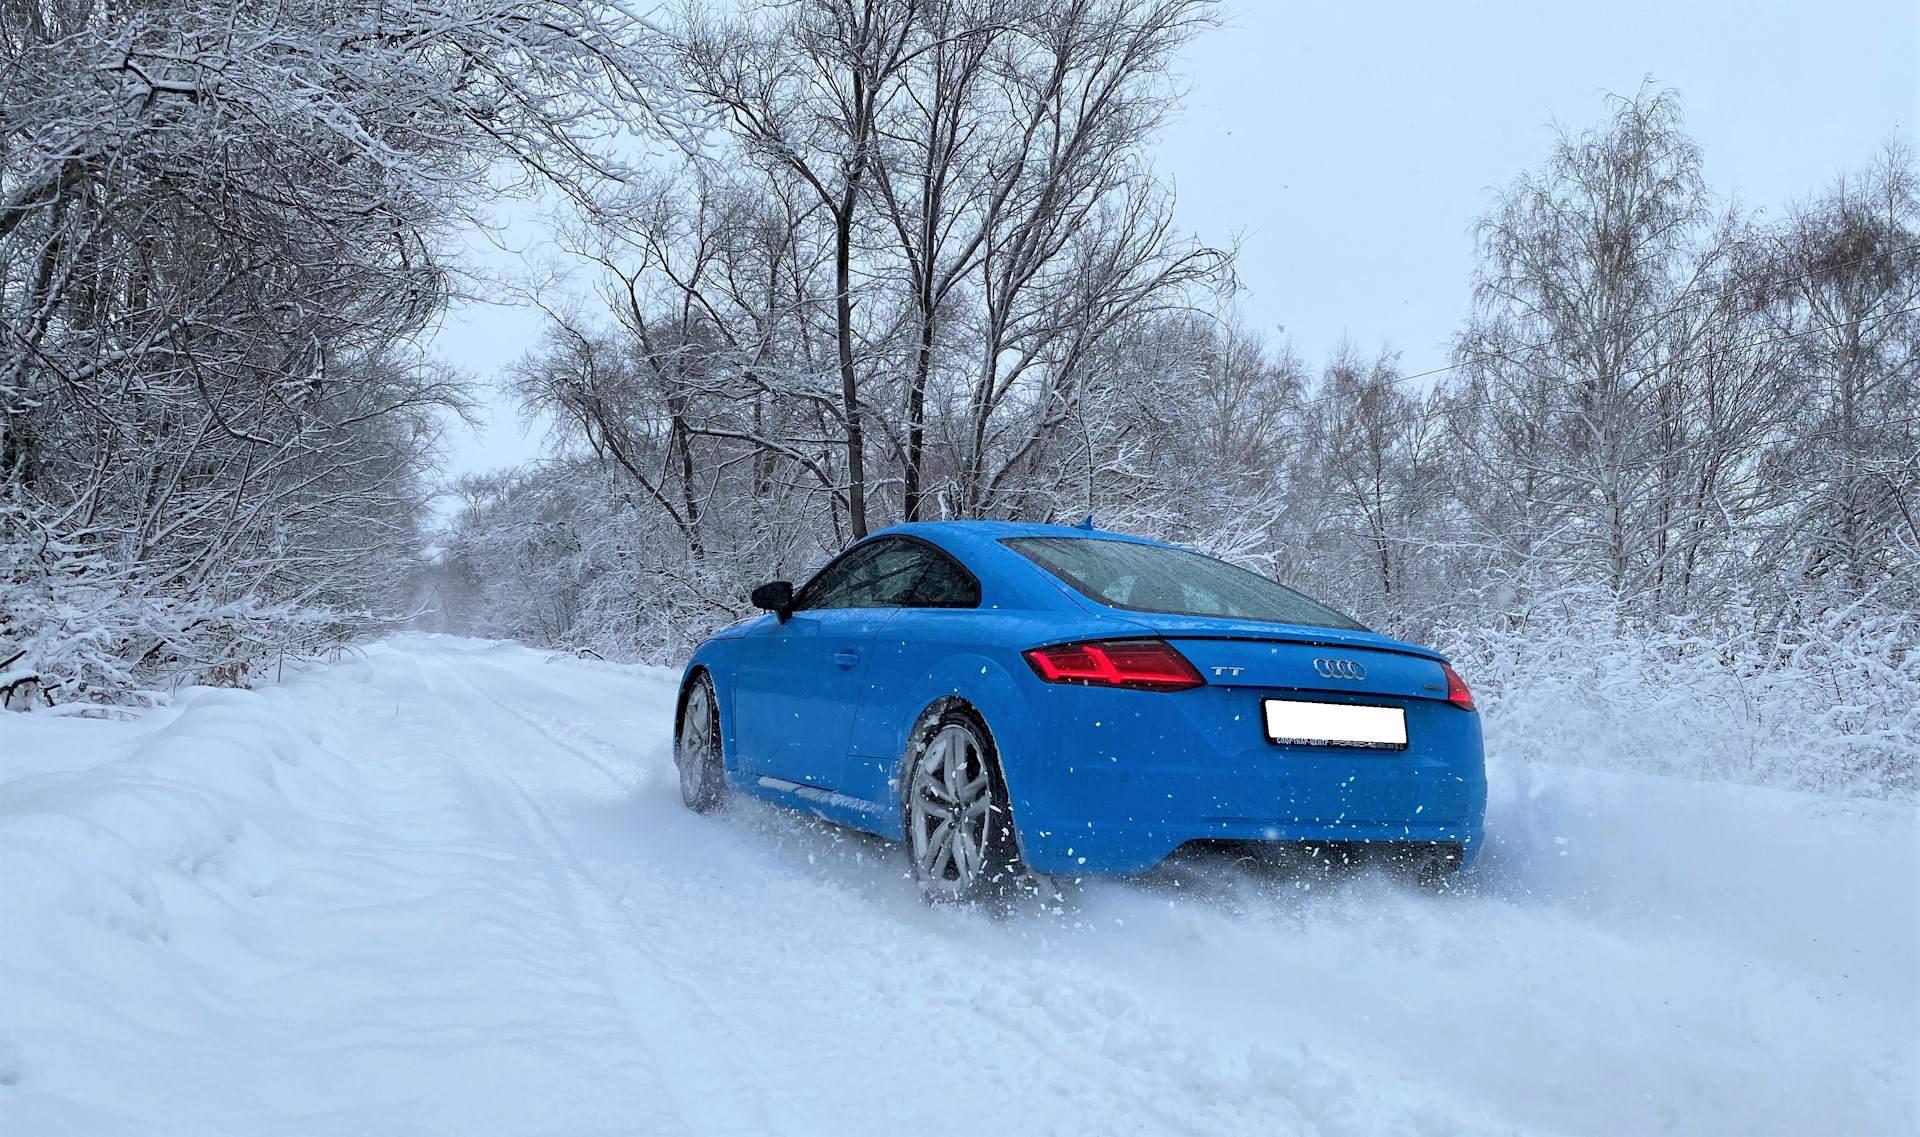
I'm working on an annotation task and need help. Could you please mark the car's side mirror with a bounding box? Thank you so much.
[750,580,794,622]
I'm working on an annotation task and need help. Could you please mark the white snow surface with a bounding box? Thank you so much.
[0,636,1912,1136]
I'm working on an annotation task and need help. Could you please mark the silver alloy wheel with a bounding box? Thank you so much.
[676,675,722,812]
[908,721,995,897]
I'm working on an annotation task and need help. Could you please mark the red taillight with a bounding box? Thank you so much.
[1023,638,1205,692]
[1440,662,1475,711]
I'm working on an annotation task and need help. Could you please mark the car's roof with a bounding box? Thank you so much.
[861,520,1436,656]
[772,520,1436,657]
[867,519,1175,547]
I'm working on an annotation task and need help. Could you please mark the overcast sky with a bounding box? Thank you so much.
[429,0,1917,483]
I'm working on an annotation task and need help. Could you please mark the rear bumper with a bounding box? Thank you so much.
[1018,818,1481,876]
[995,677,1488,877]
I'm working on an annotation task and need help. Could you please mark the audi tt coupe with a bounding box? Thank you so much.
[673,521,1486,899]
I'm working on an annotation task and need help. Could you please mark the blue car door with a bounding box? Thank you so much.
[733,538,933,788]
[841,544,986,803]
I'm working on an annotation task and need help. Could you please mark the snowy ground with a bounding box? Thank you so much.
[1,637,1912,1136]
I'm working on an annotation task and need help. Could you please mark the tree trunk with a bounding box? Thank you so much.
[904,307,934,521]
[835,199,868,538]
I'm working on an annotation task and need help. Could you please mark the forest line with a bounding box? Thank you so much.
[2,0,1912,796]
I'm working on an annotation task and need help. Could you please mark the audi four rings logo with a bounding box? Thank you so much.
[1314,657,1367,680]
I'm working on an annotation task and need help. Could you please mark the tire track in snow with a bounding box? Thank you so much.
[435,657,655,790]
[412,650,780,1134]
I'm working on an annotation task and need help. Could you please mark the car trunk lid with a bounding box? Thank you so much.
[1118,615,1449,702]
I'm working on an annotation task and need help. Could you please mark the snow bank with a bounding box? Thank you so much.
[0,674,371,1130]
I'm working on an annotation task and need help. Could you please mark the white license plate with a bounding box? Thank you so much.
[1262,699,1407,750]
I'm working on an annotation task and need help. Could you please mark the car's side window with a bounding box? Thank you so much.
[792,537,981,611]
[795,539,928,610]
[906,546,981,609]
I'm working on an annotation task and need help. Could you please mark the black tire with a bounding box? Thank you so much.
[901,704,1027,903]
[675,671,726,813]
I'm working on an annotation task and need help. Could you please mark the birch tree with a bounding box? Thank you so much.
[1453,84,1724,606]
[1758,149,1920,604]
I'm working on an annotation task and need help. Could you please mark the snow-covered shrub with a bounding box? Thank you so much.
[1441,588,1919,800]
[0,501,391,706]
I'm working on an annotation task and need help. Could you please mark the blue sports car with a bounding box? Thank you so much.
[674,521,1486,899]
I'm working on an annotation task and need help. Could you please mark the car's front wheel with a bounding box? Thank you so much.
[904,706,1025,902]
[675,671,726,812]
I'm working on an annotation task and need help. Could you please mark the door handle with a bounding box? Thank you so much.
[832,648,861,669]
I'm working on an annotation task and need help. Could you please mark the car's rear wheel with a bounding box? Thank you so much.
[675,672,725,812]
[904,707,1024,903]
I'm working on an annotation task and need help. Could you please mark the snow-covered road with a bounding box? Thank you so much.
[2,637,1912,1135]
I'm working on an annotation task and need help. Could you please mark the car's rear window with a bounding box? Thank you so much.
[1003,536,1368,631]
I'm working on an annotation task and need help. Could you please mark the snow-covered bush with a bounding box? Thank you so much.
[1441,589,1918,800]
[1,497,417,707]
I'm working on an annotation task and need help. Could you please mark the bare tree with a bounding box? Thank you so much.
[946,0,1227,518]
[1454,84,1726,605]
[1757,147,1920,603]
[681,0,927,538]
[869,0,1009,520]
[1298,345,1444,610]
